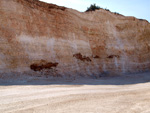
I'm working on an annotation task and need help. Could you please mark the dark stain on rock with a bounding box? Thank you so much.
[73,53,91,62]
[107,55,119,59]
[30,60,58,71]
[93,55,100,59]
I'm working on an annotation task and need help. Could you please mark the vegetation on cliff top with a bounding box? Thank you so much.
[86,4,101,12]
[85,4,110,12]
[86,4,123,17]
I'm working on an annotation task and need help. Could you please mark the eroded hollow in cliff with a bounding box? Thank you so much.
[73,53,92,62]
[107,55,120,59]
[30,60,58,71]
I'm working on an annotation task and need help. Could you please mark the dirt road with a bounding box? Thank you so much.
[0,79,150,113]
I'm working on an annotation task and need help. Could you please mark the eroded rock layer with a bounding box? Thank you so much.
[0,0,150,77]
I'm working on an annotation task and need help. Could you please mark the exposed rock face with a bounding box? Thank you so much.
[0,0,150,77]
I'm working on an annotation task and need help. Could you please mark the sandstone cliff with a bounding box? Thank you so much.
[0,0,150,77]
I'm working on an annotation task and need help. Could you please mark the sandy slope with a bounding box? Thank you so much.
[0,74,150,113]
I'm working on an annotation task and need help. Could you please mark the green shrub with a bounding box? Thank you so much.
[86,4,101,12]
[104,8,110,11]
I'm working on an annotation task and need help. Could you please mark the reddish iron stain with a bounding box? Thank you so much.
[93,55,100,59]
[73,53,91,62]
[30,60,58,71]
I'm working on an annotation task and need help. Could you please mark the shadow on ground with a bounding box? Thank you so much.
[0,72,150,86]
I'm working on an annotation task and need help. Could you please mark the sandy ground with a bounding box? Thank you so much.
[0,72,150,113]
